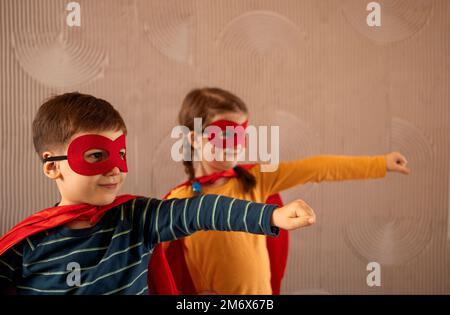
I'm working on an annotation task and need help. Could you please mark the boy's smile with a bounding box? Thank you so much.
[98,183,119,190]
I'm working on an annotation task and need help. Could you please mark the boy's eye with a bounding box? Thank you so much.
[84,150,109,163]
[119,150,126,160]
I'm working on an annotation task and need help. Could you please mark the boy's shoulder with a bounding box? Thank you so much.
[17,203,130,251]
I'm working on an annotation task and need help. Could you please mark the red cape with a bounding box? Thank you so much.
[154,164,289,295]
[0,195,178,295]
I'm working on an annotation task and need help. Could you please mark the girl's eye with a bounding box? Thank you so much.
[222,131,233,138]
[119,150,126,160]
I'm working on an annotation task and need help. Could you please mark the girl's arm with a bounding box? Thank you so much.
[254,153,408,197]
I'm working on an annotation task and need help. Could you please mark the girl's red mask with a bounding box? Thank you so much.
[205,120,248,149]
[43,134,128,176]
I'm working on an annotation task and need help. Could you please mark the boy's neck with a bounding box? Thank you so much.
[58,198,102,230]
[65,220,96,229]
[58,197,77,207]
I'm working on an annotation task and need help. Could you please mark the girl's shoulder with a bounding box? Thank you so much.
[164,184,193,200]
[243,163,272,178]
[238,163,260,173]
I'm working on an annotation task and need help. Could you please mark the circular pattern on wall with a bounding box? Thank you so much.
[12,31,108,88]
[140,0,193,64]
[150,127,187,198]
[344,118,434,266]
[271,110,321,199]
[340,0,434,44]
[217,10,307,57]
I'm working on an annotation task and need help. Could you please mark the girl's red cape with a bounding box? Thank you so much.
[151,164,289,295]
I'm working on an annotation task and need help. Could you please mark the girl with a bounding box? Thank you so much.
[162,87,410,295]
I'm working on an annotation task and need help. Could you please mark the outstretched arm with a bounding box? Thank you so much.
[255,152,409,197]
[133,195,316,249]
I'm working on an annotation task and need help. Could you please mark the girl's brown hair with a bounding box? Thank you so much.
[178,87,256,194]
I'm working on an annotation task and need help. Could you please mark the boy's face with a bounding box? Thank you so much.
[43,130,127,206]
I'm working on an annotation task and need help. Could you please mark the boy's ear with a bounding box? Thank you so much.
[42,151,62,180]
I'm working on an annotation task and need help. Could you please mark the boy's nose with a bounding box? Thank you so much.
[105,166,120,176]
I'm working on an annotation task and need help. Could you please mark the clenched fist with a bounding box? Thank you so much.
[271,199,316,230]
[385,152,411,175]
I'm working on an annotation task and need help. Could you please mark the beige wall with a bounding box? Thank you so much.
[1,0,449,294]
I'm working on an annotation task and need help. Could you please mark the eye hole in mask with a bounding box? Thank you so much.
[83,149,126,164]
[205,120,248,149]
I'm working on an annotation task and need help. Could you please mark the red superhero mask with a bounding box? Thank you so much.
[204,120,248,149]
[42,134,128,176]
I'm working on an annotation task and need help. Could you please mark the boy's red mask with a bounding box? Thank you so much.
[205,120,248,149]
[43,134,128,176]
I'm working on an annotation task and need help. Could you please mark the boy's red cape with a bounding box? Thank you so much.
[153,164,289,295]
[0,194,178,295]
[0,171,288,295]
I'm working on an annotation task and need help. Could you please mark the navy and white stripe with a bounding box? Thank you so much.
[0,195,278,295]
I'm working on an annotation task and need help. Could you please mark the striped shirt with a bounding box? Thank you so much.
[0,195,278,295]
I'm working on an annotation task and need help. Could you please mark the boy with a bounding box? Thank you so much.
[0,92,315,295]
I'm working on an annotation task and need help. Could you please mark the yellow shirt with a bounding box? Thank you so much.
[165,155,387,294]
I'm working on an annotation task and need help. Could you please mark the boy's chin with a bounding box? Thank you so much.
[89,194,117,206]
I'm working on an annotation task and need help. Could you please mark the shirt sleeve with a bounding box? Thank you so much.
[253,155,387,198]
[131,195,279,250]
[0,244,23,291]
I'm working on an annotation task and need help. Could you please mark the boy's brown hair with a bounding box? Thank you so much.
[178,87,256,193]
[32,92,127,159]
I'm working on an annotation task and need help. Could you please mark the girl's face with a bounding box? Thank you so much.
[195,111,248,173]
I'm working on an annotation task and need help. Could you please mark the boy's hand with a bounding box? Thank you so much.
[271,199,316,230]
[385,151,410,175]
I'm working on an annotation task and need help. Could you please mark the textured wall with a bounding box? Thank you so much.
[1,0,449,294]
